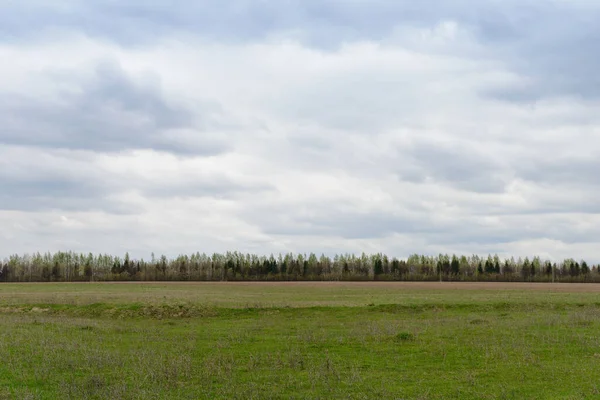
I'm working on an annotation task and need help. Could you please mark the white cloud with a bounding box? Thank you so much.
[2,4,600,262]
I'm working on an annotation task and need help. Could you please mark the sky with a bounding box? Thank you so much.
[1,0,600,261]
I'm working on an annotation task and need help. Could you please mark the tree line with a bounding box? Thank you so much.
[0,251,598,283]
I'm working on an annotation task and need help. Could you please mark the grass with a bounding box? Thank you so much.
[1,282,600,399]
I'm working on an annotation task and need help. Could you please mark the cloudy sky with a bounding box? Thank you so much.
[2,0,600,261]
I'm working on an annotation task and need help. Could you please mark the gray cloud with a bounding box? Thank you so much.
[472,4,600,101]
[250,202,587,249]
[516,156,600,187]
[0,1,546,46]
[250,199,438,240]
[0,60,229,155]
[143,179,275,200]
[254,199,600,251]
[5,1,598,102]
[396,141,508,193]
[0,172,132,214]
[0,162,273,214]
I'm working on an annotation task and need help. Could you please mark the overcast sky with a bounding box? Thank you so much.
[2,0,600,261]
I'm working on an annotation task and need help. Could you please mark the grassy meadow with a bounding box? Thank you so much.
[1,282,600,399]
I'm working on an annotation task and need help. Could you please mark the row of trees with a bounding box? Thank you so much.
[0,251,599,283]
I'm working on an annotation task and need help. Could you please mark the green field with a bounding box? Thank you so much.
[1,282,600,399]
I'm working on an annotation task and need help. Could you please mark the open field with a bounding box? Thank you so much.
[2,282,600,399]
[3,281,600,308]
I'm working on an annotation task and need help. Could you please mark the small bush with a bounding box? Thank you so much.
[395,332,415,342]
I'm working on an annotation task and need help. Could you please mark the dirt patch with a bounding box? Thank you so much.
[289,281,600,292]
[42,281,600,292]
